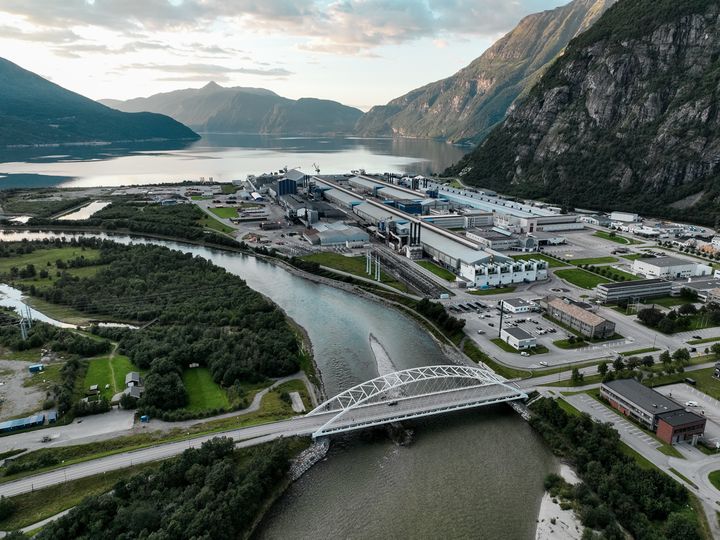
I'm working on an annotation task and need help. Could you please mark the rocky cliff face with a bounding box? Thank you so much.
[455,0,720,224]
[354,0,615,143]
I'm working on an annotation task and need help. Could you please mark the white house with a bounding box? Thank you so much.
[632,256,712,280]
[500,327,536,350]
[500,298,536,314]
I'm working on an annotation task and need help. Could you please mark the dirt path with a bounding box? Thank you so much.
[107,343,120,394]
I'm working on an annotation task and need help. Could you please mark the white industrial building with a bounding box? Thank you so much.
[610,211,640,223]
[459,257,548,288]
[500,327,536,350]
[500,298,536,313]
[632,256,712,280]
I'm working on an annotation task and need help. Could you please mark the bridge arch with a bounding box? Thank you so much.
[307,365,526,438]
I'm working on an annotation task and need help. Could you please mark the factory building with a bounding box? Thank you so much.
[323,188,362,209]
[600,379,705,444]
[544,297,616,339]
[609,211,640,223]
[304,223,369,247]
[596,279,673,303]
[268,177,298,198]
[466,228,518,251]
[632,256,712,279]
[500,327,536,350]
[460,257,548,288]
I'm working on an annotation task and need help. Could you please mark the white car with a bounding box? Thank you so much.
[539,361,548,367]
[477,330,485,335]
[685,400,698,407]
[520,351,530,357]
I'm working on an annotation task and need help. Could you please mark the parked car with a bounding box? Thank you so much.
[539,361,548,367]
[520,351,530,357]
[488,323,495,327]
[685,400,699,407]
[693,335,702,340]
[477,330,485,335]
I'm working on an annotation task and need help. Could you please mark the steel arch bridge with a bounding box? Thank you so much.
[306,365,527,438]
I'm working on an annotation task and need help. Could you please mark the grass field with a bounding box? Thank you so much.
[0,247,100,276]
[619,347,660,356]
[209,207,239,219]
[301,252,406,291]
[649,296,692,308]
[649,368,720,399]
[553,339,589,349]
[462,341,531,379]
[554,268,610,289]
[24,296,94,325]
[467,286,516,296]
[511,253,566,268]
[416,260,456,281]
[83,354,136,400]
[569,256,618,265]
[593,230,642,245]
[490,338,548,355]
[182,367,230,412]
[198,214,235,234]
[709,470,720,491]
[221,184,239,194]
[190,195,212,201]
[688,336,720,345]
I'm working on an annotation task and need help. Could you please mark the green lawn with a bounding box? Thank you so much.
[198,214,235,234]
[554,268,611,289]
[462,340,531,379]
[190,195,212,201]
[545,373,604,388]
[221,184,239,194]
[83,355,136,400]
[648,368,720,399]
[553,339,589,349]
[688,336,720,345]
[649,296,694,308]
[593,231,642,245]
[619,347,660,356]
[182,367,230,412]
[606,267,642,281]
[467,286,517,296]
[569,256,618,265]
[0,247,100,275]
[301,252,406,290]
[511,253,566,268]
[416,260,456,281]
[709,470,720,491]
[209,207,239,219]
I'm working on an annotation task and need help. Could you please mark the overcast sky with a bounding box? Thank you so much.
[0,0,569,110]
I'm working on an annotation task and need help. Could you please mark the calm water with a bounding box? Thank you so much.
[0,230,554,538]
[0,135,468,189]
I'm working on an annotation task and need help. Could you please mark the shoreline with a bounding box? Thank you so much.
[535,463,583,540]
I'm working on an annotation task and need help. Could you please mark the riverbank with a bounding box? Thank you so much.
[535,464,583,540]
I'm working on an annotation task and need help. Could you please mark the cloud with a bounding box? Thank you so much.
[123,62,293,78]
[0,0,568,54]
[0,25,80,43]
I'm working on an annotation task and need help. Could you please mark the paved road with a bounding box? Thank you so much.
[0,382,523,497]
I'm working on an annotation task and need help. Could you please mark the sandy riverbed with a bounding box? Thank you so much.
[535,463,583,540]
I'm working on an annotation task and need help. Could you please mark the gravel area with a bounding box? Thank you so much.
[0,360,46,421]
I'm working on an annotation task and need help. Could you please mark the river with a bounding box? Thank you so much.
[0,230,556,539]
[0,135,468,189]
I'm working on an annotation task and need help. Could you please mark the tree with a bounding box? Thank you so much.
[665,511,701,540]
[637,307,663,327]
[657,317,676,334]
[571,367,584,384]
[678,303,697,315]
[613,357,625,372]
[0,496,15,520]
[711,343,720,358]
[597,361,609,376]
[641,355,654,367]
[660,350,672,367]
[672,348,691,366]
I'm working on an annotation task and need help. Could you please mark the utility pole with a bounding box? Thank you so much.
[498,299,505,339]
[375,254,381,281]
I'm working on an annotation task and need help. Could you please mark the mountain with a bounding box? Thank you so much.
[101,83,364,136]
[354,0,616,143]
[453,0,720,225]
[0,57,198,147]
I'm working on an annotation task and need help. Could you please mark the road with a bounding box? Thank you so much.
[0,382,524,497]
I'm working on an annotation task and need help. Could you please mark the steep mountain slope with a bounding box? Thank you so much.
[355,0,616,143]
[0,57,198,147]
[102,83,363,135]
[454,0,720,225]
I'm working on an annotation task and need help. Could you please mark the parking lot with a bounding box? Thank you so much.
[654,383,720,447]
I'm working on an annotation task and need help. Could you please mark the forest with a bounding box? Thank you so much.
[24,201,240,248]
[32,437,298,540]
[530,398,701,540]
[13,240,300,416]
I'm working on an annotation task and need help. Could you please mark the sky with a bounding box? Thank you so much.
[0,0,569,110]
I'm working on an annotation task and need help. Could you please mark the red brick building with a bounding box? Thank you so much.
[656,410,706,444]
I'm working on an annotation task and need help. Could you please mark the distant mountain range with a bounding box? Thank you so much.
[0,57,198,147]
[354,0,615,143]
[453,0,720,225]
[101,82,363,136]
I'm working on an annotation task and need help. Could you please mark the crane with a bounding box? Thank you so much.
[312,162,320,175]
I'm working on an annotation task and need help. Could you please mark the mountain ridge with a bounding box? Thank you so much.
[0,57,198,147]
[354,0,616,143]
[101,83,363,136]
[453,0,720,225]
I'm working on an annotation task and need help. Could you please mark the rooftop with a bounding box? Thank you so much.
[597,278,671,290]
[636,255,695,268]
[502,298,534,308]
[548,297,606,327]
[657,409,706,427]
[502,327,535,340]
[603,379,682,415]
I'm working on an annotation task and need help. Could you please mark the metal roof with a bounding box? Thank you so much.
[324,188,362,206]
[603,379,682,415]
[635,256,696,268]
[548,298,607,327]
[502,327,534,340]
[420,227,492,264]
[353,202,399,222]
[597,278,671,290]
